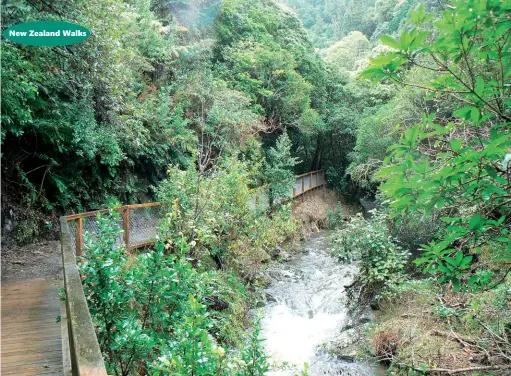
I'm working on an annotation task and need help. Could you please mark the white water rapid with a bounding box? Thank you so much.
[260,232,383,376]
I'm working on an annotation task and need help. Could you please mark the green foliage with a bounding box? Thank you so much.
[279,0,444,49]
[1,0,190,216]
[264,131,300,204]
[237,314,270,376]
[2,0,327,239]
[386,211,440,254]
[347,67,431,191]
[80,210,271,375]
[157,159,297,279]
[215,0,327,135]
[327,201,345,228]
[0,43,39,138]
[363,0,511,291]
[330,210,410,303]
[324,31,371,76]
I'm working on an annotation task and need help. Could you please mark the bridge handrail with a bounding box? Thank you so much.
[60,217,108,376]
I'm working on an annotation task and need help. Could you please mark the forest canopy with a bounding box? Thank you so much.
[2,0,331,243]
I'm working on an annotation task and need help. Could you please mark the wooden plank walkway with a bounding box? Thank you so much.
[1,277,63,375]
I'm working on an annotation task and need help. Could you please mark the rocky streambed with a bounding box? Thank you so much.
[260,232,384,376]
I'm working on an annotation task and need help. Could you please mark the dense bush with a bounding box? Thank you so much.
[156,159,297,279]
[363,0,511,291]
[330,210,410,304]
[79,155,299,374]
[386,210,441,255]
[80,211,270,375]
[264,131,300,205]
[1,0,330,244]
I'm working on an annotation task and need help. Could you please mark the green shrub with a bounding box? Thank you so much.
[330,210,410,304]
[79,211,270,375]
[327,201,345,228]
[362,0,511,292]
[156,159,296,279]
[386,211,441,254]
[264,131,300,206]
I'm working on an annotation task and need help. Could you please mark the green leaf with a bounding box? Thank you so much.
[439,262,453,273]
[444,257,458,267]
[475,76,485,96]
[453,106,475,119]
[469,214,485,232]
[417,4,425,20]
[455,251,463,265]
[452,278,461,291]
[380,35,401,50]
[459,256,472,269]
[410,31,429,50]
[470,107,480,123]
[450,139,463,152]
[468,275,479,286]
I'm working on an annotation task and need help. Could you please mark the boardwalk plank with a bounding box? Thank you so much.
[1,278,63,375]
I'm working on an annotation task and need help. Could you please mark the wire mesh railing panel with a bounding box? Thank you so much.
[303,175,311,191]
[260,191,270,210]
[295,178,303,195]
[312,173,317,187]
[68,214,125,255]
[127,205,161,247]
[87,215,124,246]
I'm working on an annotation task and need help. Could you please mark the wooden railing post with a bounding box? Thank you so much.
[301,176,304,194]
[75,217,83,256]
[123,207,130,250]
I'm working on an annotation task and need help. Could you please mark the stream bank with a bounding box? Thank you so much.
[260,231,385,376]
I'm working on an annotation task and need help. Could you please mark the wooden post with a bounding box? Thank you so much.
[293,187,296,198]
[76,217,83,256]
[301,176,304,195]
[309,171,313,190]
[123,207,130,250]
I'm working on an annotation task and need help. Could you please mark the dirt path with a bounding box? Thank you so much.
[2,241,62,282]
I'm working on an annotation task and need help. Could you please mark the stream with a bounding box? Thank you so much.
[261,231,383,376]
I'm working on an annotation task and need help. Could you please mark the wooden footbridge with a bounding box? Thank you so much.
[1,171,325,375]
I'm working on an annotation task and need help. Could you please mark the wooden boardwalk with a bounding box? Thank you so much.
[1,277,63,375]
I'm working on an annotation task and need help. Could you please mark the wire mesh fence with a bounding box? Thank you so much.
[67,203,162,256]
[66,171,325,255]
[127,205,160,248]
